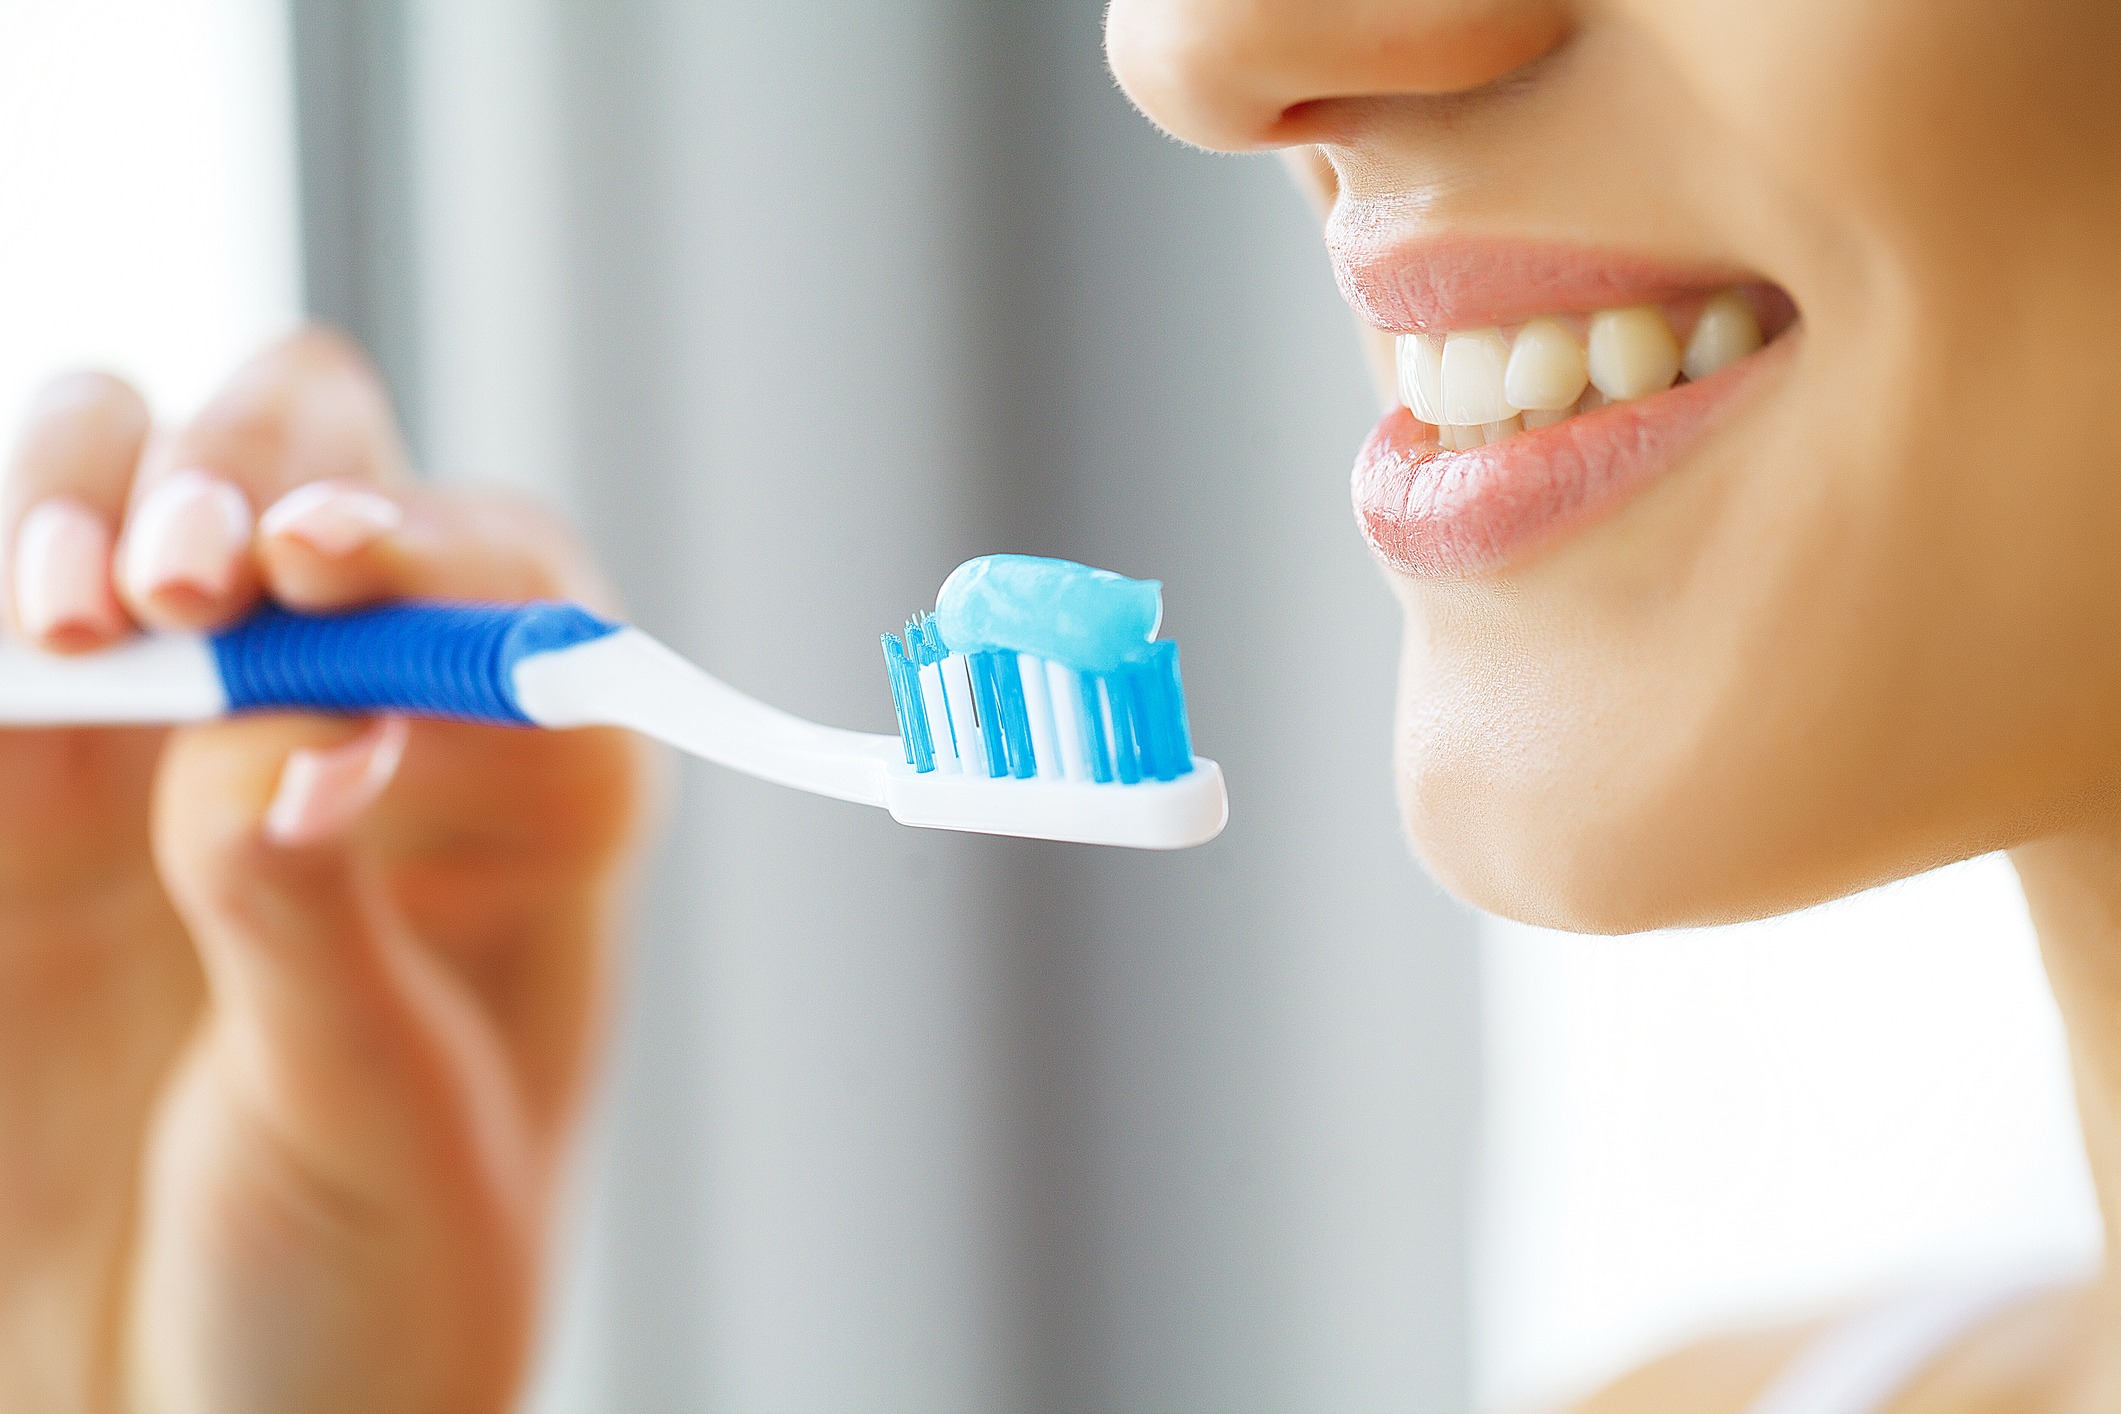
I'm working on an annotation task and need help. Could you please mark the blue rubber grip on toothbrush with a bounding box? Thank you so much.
[209,601,620,724]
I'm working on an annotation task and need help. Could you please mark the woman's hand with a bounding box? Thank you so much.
[0,329,659,1413]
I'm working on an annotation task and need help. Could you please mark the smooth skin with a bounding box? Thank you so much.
[0,332,658,1411]
[1105,0,2121,1410]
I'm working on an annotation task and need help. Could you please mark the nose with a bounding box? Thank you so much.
[1106,0,1572,152]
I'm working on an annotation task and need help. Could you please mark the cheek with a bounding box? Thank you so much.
[1659,0,2121,274]
[1381,351,2076,934]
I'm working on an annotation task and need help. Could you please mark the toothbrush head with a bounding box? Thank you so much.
[877,556,1225,849]
[882,554,1194,784]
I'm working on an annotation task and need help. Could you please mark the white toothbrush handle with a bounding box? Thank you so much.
[0,634,227,724]
[511,628,899,806]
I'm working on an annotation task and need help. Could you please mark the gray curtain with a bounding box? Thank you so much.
[289,3,1478,1410]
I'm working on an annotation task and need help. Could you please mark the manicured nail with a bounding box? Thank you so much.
[121,468,253,603]
[260,481,403,558]
[264,718,410,848]
[13,498,125,643]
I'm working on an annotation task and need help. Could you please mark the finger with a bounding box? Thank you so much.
[257,483,616,615]
[150,713,510,1193]
[3,372,149,651]
[118,326,409,634]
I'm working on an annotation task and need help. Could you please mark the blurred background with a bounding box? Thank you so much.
[0,2,2100,1411]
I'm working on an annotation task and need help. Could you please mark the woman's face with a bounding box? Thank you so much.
[1107,0,2121,932]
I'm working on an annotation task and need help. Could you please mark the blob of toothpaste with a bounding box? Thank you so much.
[934,554,1163,675]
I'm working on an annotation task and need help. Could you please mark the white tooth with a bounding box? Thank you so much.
[1586,306,1682,401]
[1438,422,1481,451]
[1479,416,1522,444]
[1503,317,1589,411]
[1396,334,1445,423]
[1681,290,1763,381]
[1522,406,1571,429]
[1441,328,1515,425]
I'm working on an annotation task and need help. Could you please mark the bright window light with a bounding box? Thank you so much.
[1477,853,2101,1412]
[0,0,300,434]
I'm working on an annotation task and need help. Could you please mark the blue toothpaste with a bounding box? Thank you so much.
[934,554,1162,674]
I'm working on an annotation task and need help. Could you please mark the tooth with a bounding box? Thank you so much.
[1441,329,1515,425]
[1438,423,1481,451]
[1681,290,1763,381]
[1480,416,1522,444]
[1586,306,1682,401]
[1522,406,1571,429]
[1396,334,1445,423]
[1503,318,1588,411]
[1578,387,1610,413]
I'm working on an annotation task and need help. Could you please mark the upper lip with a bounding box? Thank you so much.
[1327,204,1754,334]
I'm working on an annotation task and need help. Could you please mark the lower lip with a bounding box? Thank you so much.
[1351,337,1791,580]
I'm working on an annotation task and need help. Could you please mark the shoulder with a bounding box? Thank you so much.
[1553,1283,2095,1414]
[1556,1318,1830,1414]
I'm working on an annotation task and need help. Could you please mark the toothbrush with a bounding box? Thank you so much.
[0,556,1228,850]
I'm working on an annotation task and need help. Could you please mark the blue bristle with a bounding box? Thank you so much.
[1078,672,1114,784]
[1125,642,1191,781]
[993,648,1037,779]
[907,639,939,771]
[1148,641,1194,772]
[1125,660,1167,781]
[1105,672,1143,785]
[969,651,1009,779]
[880,634,912,765]
[1119,660,1166,782]
[908,611,948,667]
[881,633,935,772]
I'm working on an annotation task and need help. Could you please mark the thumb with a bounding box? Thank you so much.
[151,715,513,1198]
[259,715,408,849]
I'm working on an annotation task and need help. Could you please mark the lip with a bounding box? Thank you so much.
[1352,335,1792,580]
[1327,222,1754,335]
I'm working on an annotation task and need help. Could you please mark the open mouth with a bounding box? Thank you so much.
[1331,232,1799,579]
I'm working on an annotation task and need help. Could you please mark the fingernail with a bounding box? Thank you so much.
[13,498,125,643]
[259,481,403,558]
[264,719,410,848]
[121,468,253,603]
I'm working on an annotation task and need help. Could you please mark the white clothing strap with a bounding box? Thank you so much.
[1746,1272,2070,1414]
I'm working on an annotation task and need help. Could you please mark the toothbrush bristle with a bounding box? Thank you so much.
[880,616,1195,783]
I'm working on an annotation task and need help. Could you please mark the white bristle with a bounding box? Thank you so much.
[941,654,987,777]
[1045,658,1088,782]
[1096,677,1120,774]
[918,660,959,773]
[1017,654,1062,780]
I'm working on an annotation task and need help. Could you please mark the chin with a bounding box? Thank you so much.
[1393,743,1686,938]
[1383,623,1917,939]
